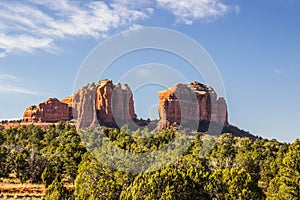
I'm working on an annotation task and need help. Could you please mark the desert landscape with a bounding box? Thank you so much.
[1,0,299,199]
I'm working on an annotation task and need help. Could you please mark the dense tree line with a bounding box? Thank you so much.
[0,123,299,199]
[0,123,86,199]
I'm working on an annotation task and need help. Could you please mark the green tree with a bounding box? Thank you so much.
[42,167,56,187]
[74,153,128,200]
[259,139,287,191]
[121,155,210,200]
[41,123,86,184]
[44,178,69,200]
[206,168,262,200]
[0,146,10,177]
[209,133,237,169]
[277,139,300,199]
[13,150,30,183]
[235,137,262,184]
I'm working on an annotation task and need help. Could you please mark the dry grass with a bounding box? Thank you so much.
[0,177,45,200]
[1,121,75,130]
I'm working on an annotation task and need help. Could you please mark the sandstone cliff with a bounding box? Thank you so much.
[65,79,137,128]
[157,81,228,130]
[29,80,137,128]
[22,80,227,131]
[95,80,137,127]
[20,80,259,139]
[22,98,71,123]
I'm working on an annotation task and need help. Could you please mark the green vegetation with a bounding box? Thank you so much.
[0,123,299,199]
[0,123,86,199]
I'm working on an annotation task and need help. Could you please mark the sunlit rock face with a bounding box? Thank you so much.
[22,80,227,131]
[59,79,137,128]
[157,81,228,130]
[22,98,71,123]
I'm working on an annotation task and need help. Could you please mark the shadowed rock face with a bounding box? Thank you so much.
[71,82,98,128]
[22,80,228,131]
[62,79,137,128]
[22,98,71,123]
[95,80,137,127]
[157,82,228,130]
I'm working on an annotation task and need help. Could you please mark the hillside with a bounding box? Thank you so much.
[0,123,299,199]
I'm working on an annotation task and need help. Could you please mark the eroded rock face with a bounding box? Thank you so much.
[23,106,39,122]
[157,82,228,130]
[95,80,137,127]
[22,98,71,123]
[61,95,73,107]
[217,97,228,123]
[54,80,137,128]
[71,83,98,128]
[23,80,137,128]
[22,80,228,131]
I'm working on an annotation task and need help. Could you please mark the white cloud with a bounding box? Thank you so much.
[136,65,160,77]
[157,0,238,24]
[0,0,239,57]
[0,85,40,95]
[0,0,152,57]
[0,73,41,95]
[274,68,293,75]
[0,34,53,57]
[113,0,154,9]
[0,74,19,81]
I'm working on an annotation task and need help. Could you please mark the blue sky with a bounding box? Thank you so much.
[0,0,299,142]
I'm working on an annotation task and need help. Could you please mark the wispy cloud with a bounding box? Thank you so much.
[113,0,154,9]
[136,64,161,77]
[0,0,239,57]
[0,0,152,57]
[0,73,41,95]
[157,0,238,25]
[0,74,20,81]
[274,68,293,75]
[274,69,283,74]
[0,85,40,95]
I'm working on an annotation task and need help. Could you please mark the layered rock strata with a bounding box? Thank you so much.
[157,81,228,130]
[65,80,137,128]
[23,80,137,128]
[22,80,228,131]
[22,98,71,123]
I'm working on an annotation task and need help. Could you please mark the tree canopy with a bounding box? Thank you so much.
[0,123,298,199]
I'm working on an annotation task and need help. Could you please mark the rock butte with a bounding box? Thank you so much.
[22,80,228,130]
[157,81,228,130]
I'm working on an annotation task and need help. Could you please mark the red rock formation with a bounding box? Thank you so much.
[60,80,137,128]
[217,97,228,123]
[22,80,227,131]
[157,82,228,129]
[61,95,73,107]
[23,106,39,122]
[23,80,137,128]
[72,83,98,128]
[95,80,137,126]
[22,98,71,123]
